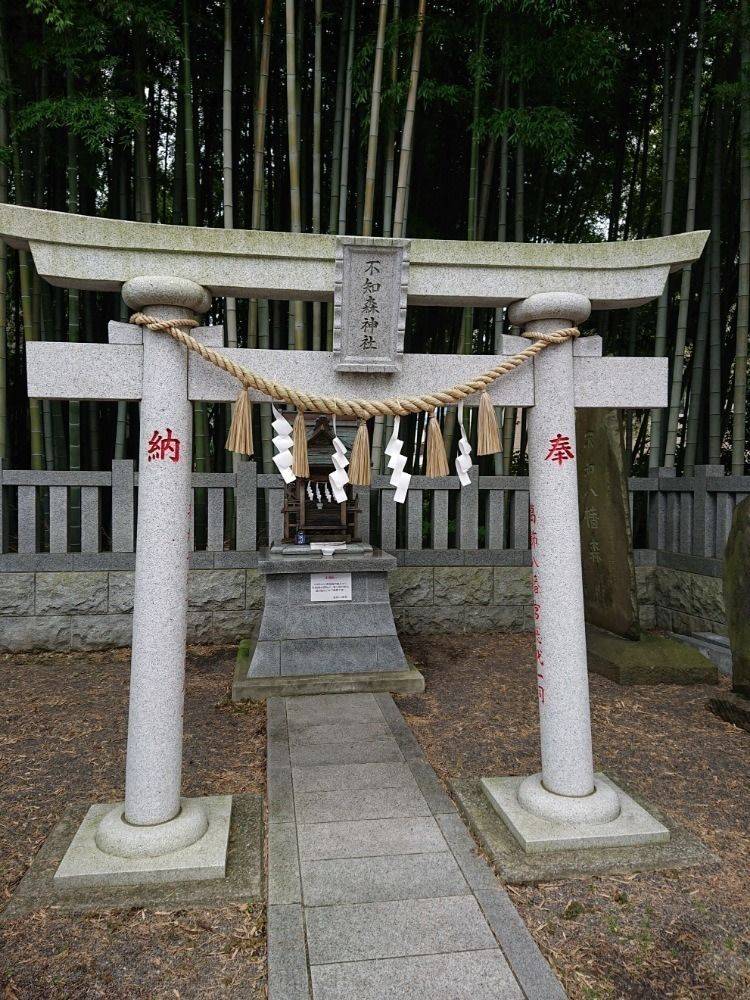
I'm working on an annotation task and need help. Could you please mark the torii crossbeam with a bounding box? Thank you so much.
[0,203,708,879]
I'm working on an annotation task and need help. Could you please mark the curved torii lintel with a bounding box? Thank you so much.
[0,203,708,310]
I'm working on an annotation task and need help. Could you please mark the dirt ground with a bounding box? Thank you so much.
[399,632,750,1000]
[0,645,267,1000]
[1,636,748,1000]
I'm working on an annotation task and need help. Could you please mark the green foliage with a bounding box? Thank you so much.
[482,104,576,163]
[13,94,144,151]
[481,0,573,27]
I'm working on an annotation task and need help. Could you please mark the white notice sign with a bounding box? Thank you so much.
[310,572,353,603]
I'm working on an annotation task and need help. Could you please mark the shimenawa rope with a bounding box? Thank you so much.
[129,312,579,420]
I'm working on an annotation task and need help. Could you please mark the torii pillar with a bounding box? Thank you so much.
[480,292,670,852]
[54,276,234,886]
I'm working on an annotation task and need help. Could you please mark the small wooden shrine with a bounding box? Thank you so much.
[282,415,361,543]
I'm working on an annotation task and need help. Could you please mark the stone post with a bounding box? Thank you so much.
[96,276,212,858]
[506,292,620,826]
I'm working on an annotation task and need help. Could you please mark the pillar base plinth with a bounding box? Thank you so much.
[517,772,621,825]
[95,799,209,858]
[481,773,669,854]
[54,795,232,887]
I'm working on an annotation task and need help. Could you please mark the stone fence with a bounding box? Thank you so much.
[0,460,746,651]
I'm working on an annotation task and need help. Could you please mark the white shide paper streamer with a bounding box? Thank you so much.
[329,414,350,503]
[271,405,296,484]
[455,401,473,487]
[385,415,411,504]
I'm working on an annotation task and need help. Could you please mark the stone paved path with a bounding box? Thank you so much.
[267,692,567,1000]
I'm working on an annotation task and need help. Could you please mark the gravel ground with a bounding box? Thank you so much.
[0,645,267,1000]
[399,632,750,1000]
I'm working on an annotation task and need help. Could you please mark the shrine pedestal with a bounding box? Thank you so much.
[233,546,424,701]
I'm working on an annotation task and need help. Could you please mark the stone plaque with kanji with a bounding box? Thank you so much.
[333,236,409,373]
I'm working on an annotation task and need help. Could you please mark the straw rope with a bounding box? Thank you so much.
[129,312,580,419]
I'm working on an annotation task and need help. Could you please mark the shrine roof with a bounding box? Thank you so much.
[0,205,709,310]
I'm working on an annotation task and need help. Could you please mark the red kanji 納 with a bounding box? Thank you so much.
[147,428,181,463]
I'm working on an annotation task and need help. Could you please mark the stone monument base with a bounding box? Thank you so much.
[54,795,232,888]
[481,773,669,854]
[706,691,750,733]
[586,625,717,686]
[233,545,424,700]
[232,631,424,699]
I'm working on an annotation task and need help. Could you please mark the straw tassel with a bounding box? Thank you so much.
[225,388,254,456]
[426,410,450,477]
[348,420,372,486]
[292,410,310,478]
[477,391,502,455]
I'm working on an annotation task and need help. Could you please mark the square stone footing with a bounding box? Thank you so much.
[480,773,669,854]
[233,657,425,702]
[54,795,233,888]
[451,778,713,884]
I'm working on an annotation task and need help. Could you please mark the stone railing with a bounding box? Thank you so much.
[0,460,746,650]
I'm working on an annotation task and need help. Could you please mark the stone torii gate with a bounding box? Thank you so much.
[0,204,707,880]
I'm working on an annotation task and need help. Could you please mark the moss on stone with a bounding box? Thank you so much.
[586,626,717,686]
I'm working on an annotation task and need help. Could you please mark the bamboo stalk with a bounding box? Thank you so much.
[312,0,323,349]
[683,259,711,473]
[734,0,750,473]
[223,0,237,349]
[362,0,389,237]
[393,0,427,239]
[708,102,723,466]
[664,0,704,469]
[649,0,689,471]
[338,0,356,236]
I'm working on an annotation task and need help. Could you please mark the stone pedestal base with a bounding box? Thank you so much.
[233,635,424,700]
[586,625,717,686]
[235,546,415,700]
[54,795,232,888]
[481,774,669,854]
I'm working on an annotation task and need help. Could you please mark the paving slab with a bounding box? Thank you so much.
[310,951,524,1000]
[288,721,393,746]
[286,694,385,728]
[292,761,418,794]
[298,816,447,861]
[290,738,404,767]
[295,784,430,824]
[268,822,301,905]
[300,852,470,906]
[305,896,498,964]
[268,904,310,1000]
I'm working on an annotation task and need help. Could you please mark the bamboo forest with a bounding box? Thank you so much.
[0,0,748,480]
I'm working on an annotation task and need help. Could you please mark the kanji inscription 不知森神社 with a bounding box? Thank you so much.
[333,237,409,372]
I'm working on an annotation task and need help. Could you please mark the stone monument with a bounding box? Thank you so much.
[708,497,750,731]
[577,408,640,638]
[576,408,716,686]
[0,201,711,876]
[724,495,750,696]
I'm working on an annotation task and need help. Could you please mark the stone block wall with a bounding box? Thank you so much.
[389,566,533,634]
[650,565,726,637]
[0,569,265,652]
[0,559,727,651]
